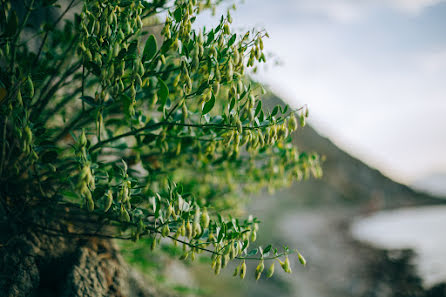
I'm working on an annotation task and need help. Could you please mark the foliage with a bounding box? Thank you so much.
[0,0,321,281]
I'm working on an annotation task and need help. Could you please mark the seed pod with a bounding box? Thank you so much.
[255,260,264,280]
[280,256,292,273]
[214,256,222,275]
[136,60,144,76]
[266,262,275,278]
[23,76,34,98]
[167,203,174,219]
[186,220,192,239]
[200,209,210,229]
[288,113,298,131]
[221,254,229,269]
[14,89,22,106]
[24,126,32,144]
[175,142,181,155]
[193,221,202,237]
[251,230,257,242]
[151,238,157,250]
[298,252,306,266]
[120,205,130,222]
[104,190,113,212]
[299,114,306,127]
[180,221,186,236]
[227,59,233,78]
[233,265,240,277]
[224,23,230,35]
[136,15,143,29]
[236,119,242,134]
[162,224,170,237]
[86,194,94,212]
[240,260,247,279]
[212,81,220,95]
[234,49,240,65]
[130,83,136,99]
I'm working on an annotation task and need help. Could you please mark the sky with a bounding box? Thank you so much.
[197,0,446,185]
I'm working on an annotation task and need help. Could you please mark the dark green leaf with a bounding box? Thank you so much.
[228,34,237,47]
[80,96,98,107]
[157,79,169,108]
[271,106,279,117]
[264,244,272,254]
[202,93,215,115]
[229,97,235,112]
[143,35,157,61]
[206,30,215,46]
[174,7,183,22]
[248,248,258,256]
[254,101,262,117]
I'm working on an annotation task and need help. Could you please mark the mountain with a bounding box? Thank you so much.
[412,173,446,198]
[262,95,440,209]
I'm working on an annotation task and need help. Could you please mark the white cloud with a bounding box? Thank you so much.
[287,0,446,23]
[388,0,446,14]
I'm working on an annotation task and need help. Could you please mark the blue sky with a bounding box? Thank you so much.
[197,0,446,184]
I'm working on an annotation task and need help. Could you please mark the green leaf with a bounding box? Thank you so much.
[248,248,258,256]
[229,97,235,112]
[202,93,215,115]
[263,244,272,254]
[271,106,279,117]
[254,101,262,117]
[206,30,215,46]
[157,79,169,108]
[143,35,157,61]
[79,96,98,107]
[228,34,237,47]
[174,7,183,22]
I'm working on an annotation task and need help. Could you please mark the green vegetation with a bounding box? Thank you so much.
[0,0,321,283]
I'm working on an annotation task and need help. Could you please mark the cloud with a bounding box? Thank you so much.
[389,0,446,14]
[286,0,446,23]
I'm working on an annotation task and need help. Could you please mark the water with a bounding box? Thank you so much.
[351,205,446,288]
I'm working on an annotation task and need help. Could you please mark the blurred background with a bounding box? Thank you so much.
[126,1,446,296]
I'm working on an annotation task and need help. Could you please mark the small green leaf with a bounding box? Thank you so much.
[157,79,169,108]
[254,101,262,117]
[174,7,183,22]
[143,35,157,61]
[80,96,98,107]
[229,97,235,112]
[263,244,272,254]
[202,93,215,115]
[271,106,279,117]
[206,30,215,45]
[247,248,258,256]
[228,34,237,47]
